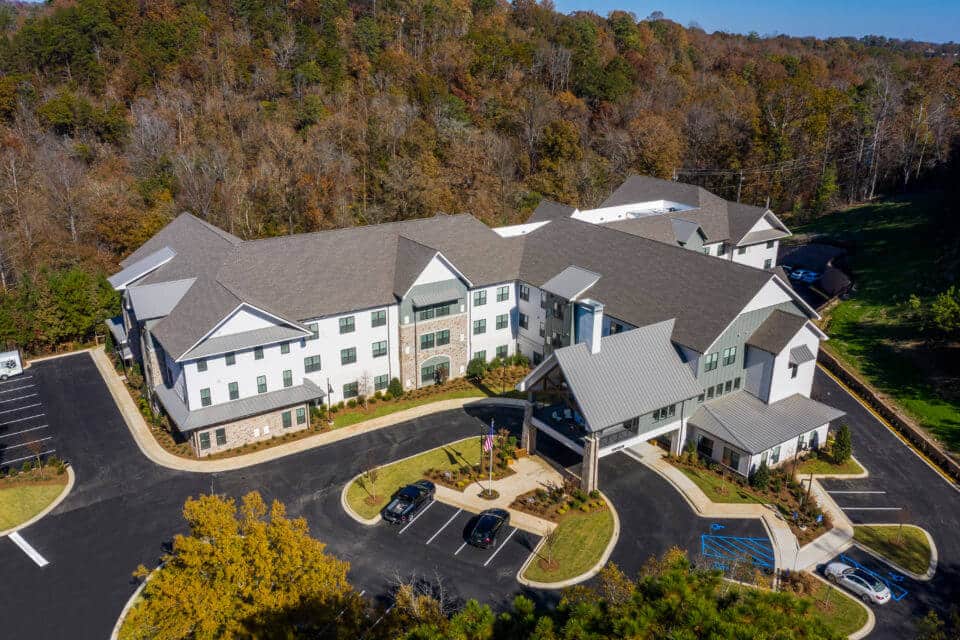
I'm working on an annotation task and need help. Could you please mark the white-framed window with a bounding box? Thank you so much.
[473,290,487,306]
[339,316,355,334]
[496,285,510,302]
[200,388,211,407]
[722,346,737,366]
[704,352,719,371]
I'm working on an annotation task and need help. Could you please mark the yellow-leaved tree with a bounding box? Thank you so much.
[121,491,361,640]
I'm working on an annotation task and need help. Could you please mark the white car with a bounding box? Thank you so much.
[824,562,892,605]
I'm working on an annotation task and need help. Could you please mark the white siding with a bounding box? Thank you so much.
[733,242,779,270]
[468,281,517,361]
[740,278,793,314]
[767,323,820,403]
[209,305,278,338]
[411,254,462,288]
[184,305,398,409]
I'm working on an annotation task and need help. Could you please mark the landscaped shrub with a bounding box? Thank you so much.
[832,424,852,463]
[466,356,488,380]
[510,353,530,367]
[373,391,383,400]
[589,489,600,500]
[382,391,393,401]
[750,461,771,490]
[347,399,357,408]
[368,397,377,405]
[388,377,403,398]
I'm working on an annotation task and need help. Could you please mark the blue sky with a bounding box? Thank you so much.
[555,0,959,43]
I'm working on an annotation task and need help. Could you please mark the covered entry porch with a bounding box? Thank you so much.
[517,321,703,492]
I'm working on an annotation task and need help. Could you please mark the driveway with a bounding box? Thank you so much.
[813,370,960,640]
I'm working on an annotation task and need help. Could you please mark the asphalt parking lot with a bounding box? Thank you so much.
[0,372,57,469]
[375,501,540,578]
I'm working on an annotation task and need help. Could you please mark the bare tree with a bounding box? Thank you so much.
[37,138,88,245]
[26,439,44,479]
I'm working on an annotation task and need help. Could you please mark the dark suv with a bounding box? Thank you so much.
[381,480,435,524]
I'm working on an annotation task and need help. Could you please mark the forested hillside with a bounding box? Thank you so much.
[0,0,957,352]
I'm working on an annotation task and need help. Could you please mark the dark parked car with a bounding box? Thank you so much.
[467,508,510,548]
[381,480,435,524]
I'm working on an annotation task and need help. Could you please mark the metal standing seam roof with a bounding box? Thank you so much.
[540,265,602,301]
[179,325,310,361]
[789,344,816,365]
[106,316,127,344]
[671,218,703,245]
[689,391,845,455]
[127,278,196,320]
[746,310,810,355]
[154,379,325,433]
[548,320,704,431]
[409,280,464,308]
[107,246,177,289]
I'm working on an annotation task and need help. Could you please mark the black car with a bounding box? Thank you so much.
[381,480,435,524]
[467,508,510,548]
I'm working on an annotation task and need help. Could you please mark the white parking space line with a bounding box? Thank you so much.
[0,394,38,404]
[0,413,45,425]
[483,528,518,567]
[8,532,49,567]
[398,500,436,535]
[0,376,32,386]
[0,403,42,415]
[840,507,902,511]
[0,385,34,395]
[3,449,56,466]
[454,541,468,556]
[4,436,53,451]
[0,425,48,439]
[426,509,462,545]
[828,490,886,494]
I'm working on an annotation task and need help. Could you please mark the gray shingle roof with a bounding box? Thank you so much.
[746,310,809,355]
[180,325,309,361]
[726,202,774,245]
[545,320,703,431]
[527,199,576,223]
[541,265,601,301]
[519,217,774,352]
[150,277,242,360]
[739,228,791,246]
[690,391,845,454]
[155,379,324,432]
[127,278,196,320]
[394,236,440,298]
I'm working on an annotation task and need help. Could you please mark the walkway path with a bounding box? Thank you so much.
[624,440,855,574]
[90,346,524,473]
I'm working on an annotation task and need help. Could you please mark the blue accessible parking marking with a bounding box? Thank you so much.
[838,553,910,601]
[700,532,775,571]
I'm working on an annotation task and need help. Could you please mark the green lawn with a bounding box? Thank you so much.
[796,456,865,476]
[805,578,871,637]
[523,507,615,583]
[0,479,68,530]
[345,437,481,520]
[854,524,932,575]
[793,191,960,454]
[333,388,488,429]
[677,465,762,504]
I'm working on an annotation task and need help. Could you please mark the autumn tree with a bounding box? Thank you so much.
[121,492,358,640]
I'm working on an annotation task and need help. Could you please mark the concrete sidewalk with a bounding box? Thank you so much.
[625,441,854,572]
[89,346,525,473]
[435,456,562,536]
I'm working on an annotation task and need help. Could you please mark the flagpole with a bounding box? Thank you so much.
[489,419,495,490]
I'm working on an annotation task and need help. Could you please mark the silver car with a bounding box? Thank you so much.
[824,562,892,605]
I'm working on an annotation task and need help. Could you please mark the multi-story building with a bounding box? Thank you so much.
[108,176,842,479]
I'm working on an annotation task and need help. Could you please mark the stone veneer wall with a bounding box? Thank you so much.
[192,402,310,457]
[399,313,469,389]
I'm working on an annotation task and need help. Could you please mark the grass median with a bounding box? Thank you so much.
[345,437,481,520]
[854,524,932,575]
[0,474,69,531]
[523,506,615,584]
[796,456,864,476]
[677,465,761,504]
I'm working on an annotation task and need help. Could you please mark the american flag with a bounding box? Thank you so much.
[482,421,495,452]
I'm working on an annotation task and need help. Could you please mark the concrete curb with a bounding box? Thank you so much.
[810,571,875,640]
[515,490,621,590]
[24,348,94,366]
[340,473,382,526]
[803,455,869,480]
[91,345,526,473]
[110,565,160,640]
[850,524,938,581]
[0,465,75,538]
